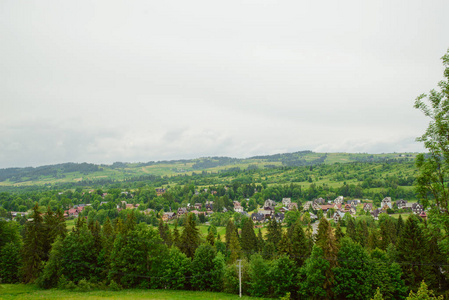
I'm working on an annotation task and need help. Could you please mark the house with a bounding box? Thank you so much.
[309,213,318,220]
[333,211,346,223]
[381,197,393,209]
[334,196,344,204]
[349,207,357,215]
[363,203,373,212]
[274,213,284,223]
[233,201,243,212]
[344,204,352,211]
[162,212,176,221]
[314,198,326,205]
[251,212,265,223]
[125,203,136,210]
[264,199,276,208]
[347,200,360,206]
[177,207,188,217]
[320,204,335,212]
[419,211,427,220]
[156,188,166,196]
[371,209,381,220]
[194,203,202,210]
[279,207,289,213]
[259,207,274,219]
[412,203,424,215]
[282,198,291,206]
[288,203,298,210]
[303,201,313,211]
[206,203,213,213]
[396,199,408,209]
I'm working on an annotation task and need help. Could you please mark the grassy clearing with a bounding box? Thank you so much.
[0,285,265,300]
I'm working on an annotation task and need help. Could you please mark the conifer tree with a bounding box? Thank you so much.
[335,222,345,244]
[367,229,379,250]
[256,228,264,253]
[241,218,257,257]
[180,213,201,258]
[289,220,308,267]
[315,217,338,299]
[225,219,236,249]
[21,202,45,283]
[228,227,241,263]
[265,218,282,250]
[206,230,215,246]
[164,223,173,247]
[173,220,181,249]
[346,216,357,241]
[278,231,293,258]
[397,215,435,291]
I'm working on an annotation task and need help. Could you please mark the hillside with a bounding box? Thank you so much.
[0,151,417,189]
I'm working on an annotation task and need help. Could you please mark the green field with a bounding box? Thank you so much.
[0,285,265,300]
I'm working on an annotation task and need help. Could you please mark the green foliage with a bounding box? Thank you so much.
[333,237,373,300]
[248,253,269,297]
[0,242,22,283]
[180,213,201,258]
[398,215,436,291]
[191,244,218,291]
[414,48,449,213]
[299,245,330,299]
[159,247,191,290]
[406,281,444,300]
[21,203,45,283]
[267,255,298,298]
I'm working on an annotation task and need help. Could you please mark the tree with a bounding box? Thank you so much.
[191,244,218,291]
[299,245,330,299]
[180,213,201,258]
[0,242,22,283]
[248,253,270,297]
[414,49,449,214]
[332,237,374,300]
[406,280,443,300]
[21,203,45,283]
[240,218,257,257]
[397,215,435,291]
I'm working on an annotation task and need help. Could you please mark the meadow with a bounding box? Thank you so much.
[0,285,266,300]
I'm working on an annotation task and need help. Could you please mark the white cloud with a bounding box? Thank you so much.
[0,0,447,168]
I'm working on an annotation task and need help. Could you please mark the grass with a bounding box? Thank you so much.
[0,285,265,300]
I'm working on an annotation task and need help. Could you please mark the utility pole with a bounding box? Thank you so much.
[237,259,242,297]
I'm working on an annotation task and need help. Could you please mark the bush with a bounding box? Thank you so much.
[109,279,122,291]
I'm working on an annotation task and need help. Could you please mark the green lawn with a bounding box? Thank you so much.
[0,285,265,300]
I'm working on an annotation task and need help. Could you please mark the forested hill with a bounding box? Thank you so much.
[0,151,417,188]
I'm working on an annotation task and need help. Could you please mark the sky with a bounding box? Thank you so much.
[1,0,448,168]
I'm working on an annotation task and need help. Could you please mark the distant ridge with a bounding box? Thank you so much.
[0,151,417,187]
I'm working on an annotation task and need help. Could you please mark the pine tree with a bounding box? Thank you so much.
[225,219,236,249]
[289,220,308,267]
[335,222,345,244]
[397,215,435,291]
[180,213,201,258]
[164,223,173,247]
[265,218,282,250]
[315,217,338,299]
[173,220,181,249]
[240,218,257,258]
[278,231,293,258]
[367,229,379,250]
[228,228,241,263]
[256,228,264,253]
[206,230,215,246]
[346,216,357,241]
[21,202,45,283]
[397,215,404,239]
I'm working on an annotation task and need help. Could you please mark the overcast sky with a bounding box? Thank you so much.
[1,0,448,168]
